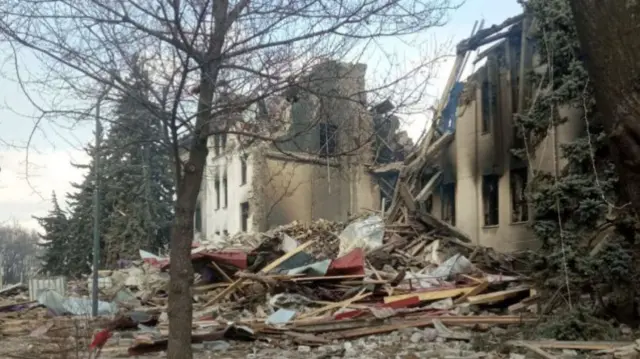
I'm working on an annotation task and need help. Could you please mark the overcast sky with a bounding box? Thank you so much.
[0,0,522,231]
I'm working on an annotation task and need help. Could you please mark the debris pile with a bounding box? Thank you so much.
[0,215,639,357]
[0,214,535,356]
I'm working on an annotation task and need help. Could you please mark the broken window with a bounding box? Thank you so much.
[240,154,248,185]
[214,134,221,156]
[319,122,338,156]
[215,179,220,209]
[240,202,249,232]
[482,175,499,226]
[194,200,202,232]
[510,168,529,222]
[441,183,456,226]
[222,171,228,208]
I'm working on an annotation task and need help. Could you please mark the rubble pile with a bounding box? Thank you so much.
[0,215,637,358]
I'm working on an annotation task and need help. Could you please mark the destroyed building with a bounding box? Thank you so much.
[196,61,407,242]
[380,14,585,252]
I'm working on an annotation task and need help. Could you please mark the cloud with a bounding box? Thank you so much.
[0,149,89,230]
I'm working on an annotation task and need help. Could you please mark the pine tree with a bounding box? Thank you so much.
[101,58,175,267]
[514,0,637,334]
[38,58,175,272]
[63,144,112,276]
[34,192,71,276]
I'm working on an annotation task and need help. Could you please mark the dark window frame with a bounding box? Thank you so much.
[441,183,456,226]
[214,179,221,209]
[214,134,221,156]
[240,154,248,185]
[222,170,228,208]
[510,168,529,223]
[482,174,500,226]
[240,202,249,232]
[319,122,338,156]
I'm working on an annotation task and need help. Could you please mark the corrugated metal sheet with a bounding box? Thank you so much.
[29,277,66,301]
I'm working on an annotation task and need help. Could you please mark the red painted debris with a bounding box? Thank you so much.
[144,258,169,269]
[89,329,112,350]
[327,248,365,276]
[202,251,248,269]
[160,250,248,270]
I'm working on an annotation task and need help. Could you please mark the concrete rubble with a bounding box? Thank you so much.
[0,216,636,358]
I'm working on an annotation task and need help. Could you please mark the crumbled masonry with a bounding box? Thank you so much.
[0,216,636,358]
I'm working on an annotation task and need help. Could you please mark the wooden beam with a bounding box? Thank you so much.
[457,13,525,54]
[514,342,558,359]
[398,183,417,212]
[517,16,531,114]
[466,286,530,305]
[203,240,317,305]
[506,340,634,351]
[417,211,472,243]
[415,171,442,202]
[407,131,454,174]
[454,281,489,304]
[383,286,478,304]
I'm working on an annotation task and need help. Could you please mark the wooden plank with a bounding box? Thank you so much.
[506,340,633,351]
[299,290,371,320]
[454,281,489,305]
[417,211,472,243]
[203,240,317,305]
[208,260,242,301]
[415,171,442,202]
[290,274,364,282]
[508,293,540,313]
[330,315,535,340]
[384,286,478,304]
[517,16,531,114]
[261,240,317,273]
[513,342,558,359]
[294,315,536,334]
[466,286,530,305]
[398,183,417,212]
[457,14,525,54]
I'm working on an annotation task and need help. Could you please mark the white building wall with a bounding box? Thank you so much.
[195,134,254,244]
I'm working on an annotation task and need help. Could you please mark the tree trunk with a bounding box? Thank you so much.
[167,71,216,359]
[568,0,640,214]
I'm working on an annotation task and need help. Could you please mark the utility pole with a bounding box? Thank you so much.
[92,86,110,317]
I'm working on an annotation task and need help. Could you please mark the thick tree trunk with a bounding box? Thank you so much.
[167,71,216,359]
[568,0,640,214]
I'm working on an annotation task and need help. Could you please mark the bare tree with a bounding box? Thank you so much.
[0,224,40,284]
[0,0,457,356]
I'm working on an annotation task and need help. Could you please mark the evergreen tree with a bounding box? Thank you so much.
[34,192,72,276]
[101,58,174,267]
[63,144,112,276]
[37,58,175,272]
[515,0,637,334]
